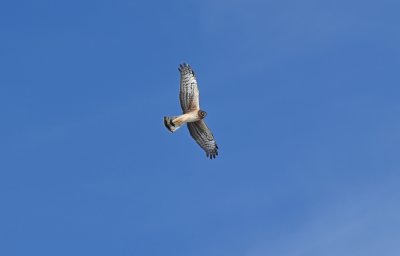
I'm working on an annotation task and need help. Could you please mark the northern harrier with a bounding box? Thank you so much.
[164,63,219,159]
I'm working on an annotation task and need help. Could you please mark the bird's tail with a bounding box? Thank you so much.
[163,116,182,133]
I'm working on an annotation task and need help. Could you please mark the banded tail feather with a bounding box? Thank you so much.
[163,116,181,133]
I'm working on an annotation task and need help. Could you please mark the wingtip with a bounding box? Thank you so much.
[178,62,192,73]
[206,152,218,159]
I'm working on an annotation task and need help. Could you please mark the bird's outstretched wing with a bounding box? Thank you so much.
[187,120,218,159]
[179,63,200,113]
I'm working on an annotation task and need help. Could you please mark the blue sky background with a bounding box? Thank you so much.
[1,0,400,255]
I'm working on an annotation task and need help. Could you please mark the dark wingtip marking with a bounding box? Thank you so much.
[207,152,217,159]
[178,63,185,72]
[178,63,192,72]
[169,119,175,127]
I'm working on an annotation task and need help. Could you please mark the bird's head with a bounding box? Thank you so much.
[198,110,207,119]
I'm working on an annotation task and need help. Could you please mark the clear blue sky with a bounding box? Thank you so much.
[1,0,400,255]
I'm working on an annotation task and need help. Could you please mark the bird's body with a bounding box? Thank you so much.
[165,111,201,130]
[163,63,219,159]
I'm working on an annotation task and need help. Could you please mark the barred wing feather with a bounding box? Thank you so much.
[187,120,218,159]
[179,63,200,113]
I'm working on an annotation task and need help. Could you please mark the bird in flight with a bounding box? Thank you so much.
[164,63,219,159]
